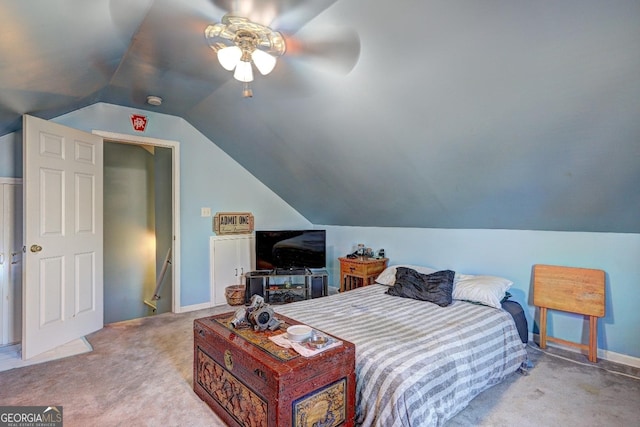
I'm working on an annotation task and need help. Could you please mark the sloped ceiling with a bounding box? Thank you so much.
[1,0,639,232]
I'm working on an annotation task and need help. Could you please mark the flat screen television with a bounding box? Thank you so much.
[255,230,326,271]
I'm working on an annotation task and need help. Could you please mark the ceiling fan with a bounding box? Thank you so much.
[205,15,286,97]
[203,0,361,97]
[109,0,360,101]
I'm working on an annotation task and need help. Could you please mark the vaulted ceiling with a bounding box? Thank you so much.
[1,0,639,232]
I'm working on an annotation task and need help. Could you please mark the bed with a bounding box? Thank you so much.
[273,265,528,426]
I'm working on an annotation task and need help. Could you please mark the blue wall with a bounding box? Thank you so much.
[0,132,22,178]
[324,226,640,359]
[2,105,638,360]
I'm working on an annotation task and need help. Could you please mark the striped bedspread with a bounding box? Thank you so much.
[274,284,527,426]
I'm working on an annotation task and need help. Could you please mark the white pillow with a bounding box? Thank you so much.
[376,264,438,286]
[452,274,513,309]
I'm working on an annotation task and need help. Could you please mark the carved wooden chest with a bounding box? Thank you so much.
[193,312,356,427]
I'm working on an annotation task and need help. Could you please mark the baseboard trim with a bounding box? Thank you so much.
[529,332,640,369]
[597,348,640,369]
[178,302,213,313]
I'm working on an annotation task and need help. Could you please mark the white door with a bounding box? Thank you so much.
[0,185,4,344]
[212,237,240,306]
[211,235,254,306]
[22,115,103,360]
[238,237,255,286]
[1,181,23,346]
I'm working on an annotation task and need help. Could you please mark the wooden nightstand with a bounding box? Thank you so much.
[338,257,389,292]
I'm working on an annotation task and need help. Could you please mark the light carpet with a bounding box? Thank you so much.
[0,306,638,426]
[0,338,93,373]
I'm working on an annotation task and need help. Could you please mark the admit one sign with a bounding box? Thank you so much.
[213,212,254,235]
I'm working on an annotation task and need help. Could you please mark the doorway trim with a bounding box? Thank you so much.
[92,130,181,313]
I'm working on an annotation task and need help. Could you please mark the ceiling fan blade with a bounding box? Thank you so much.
[222,27,361,99]
[270,0,340,32]
[248,59,316,98]
[284,28,361,75]
[111,0,226,82]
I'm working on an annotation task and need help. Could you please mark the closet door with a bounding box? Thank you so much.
[1,181,23,346]
[0,184,4,344]
[210,235,255,306]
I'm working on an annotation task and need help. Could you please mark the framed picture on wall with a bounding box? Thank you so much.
[213,212,254,235]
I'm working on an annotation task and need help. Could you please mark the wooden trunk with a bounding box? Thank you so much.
[194,312,356,427]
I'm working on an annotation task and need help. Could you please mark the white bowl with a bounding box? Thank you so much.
[287,325,312,342]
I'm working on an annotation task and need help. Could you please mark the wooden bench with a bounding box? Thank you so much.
[533,264,605,363]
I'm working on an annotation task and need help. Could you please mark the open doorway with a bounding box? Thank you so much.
[94,130,180,324]
[103,142,172,323]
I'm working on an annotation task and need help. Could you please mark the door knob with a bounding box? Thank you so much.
[30,244,43,253]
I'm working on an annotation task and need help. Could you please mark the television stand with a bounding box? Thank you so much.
[245,269,328,304]
[275,267,309,276]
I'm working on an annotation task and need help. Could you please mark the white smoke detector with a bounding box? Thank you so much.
[146,95,163,106]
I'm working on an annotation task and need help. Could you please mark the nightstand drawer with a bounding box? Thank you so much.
[345,263,366,276]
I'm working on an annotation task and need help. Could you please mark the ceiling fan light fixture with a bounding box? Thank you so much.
[217,46,242,71]
[234,60,254,82]
[251,49,277,75]
[205,15,286,94]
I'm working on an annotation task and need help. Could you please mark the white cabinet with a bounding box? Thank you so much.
[210,235,254,306]
[0,179,23,346]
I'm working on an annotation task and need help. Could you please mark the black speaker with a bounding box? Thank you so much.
[310,275,327,299]
[245,276,264,303]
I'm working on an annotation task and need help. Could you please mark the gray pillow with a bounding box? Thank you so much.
[386,267,455,307]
